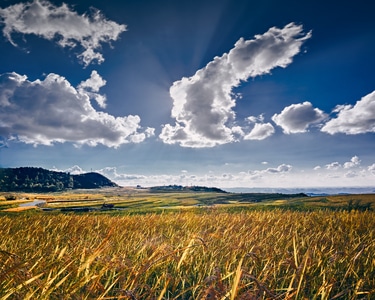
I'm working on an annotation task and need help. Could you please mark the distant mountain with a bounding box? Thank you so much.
[0,167,117,192]
[149,184,227,193]
[225,187,375,195]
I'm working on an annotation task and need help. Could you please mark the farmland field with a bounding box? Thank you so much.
[0,190,375,299]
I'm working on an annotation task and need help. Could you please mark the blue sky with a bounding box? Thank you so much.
[0,0,374,189]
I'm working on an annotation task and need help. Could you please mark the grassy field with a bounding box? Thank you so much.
[0,189,375,299]
[1,187,374,212]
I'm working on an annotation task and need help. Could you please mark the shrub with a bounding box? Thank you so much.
[4,193,17,200]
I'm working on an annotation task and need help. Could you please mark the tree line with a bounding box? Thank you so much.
[0,167,117,192]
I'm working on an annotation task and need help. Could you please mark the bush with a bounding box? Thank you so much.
[4,194,17,200]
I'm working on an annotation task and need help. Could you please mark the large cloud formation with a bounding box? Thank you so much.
[272,101,327,134]
[160,23,311,147]
[0,72,154,147]
[321,90,375,135]
[0,0,126,66]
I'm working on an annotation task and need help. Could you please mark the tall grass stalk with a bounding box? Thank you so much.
[0,210,374,299]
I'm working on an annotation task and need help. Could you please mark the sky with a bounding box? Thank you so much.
[0,0,374,190]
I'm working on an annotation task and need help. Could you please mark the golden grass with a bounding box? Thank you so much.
[0,199,31,205]
[2,206,38,212]
[0,209,374,299]
[3,191,375,212]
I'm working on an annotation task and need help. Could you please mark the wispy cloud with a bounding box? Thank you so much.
[321,90,375,135]
[272,101,327,134]
[0,0,126,66]
[160,23,311,147]
[0,72,154,147]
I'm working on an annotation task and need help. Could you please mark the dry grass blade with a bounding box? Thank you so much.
[230,256,243,300]
[295,250,309,299]
[1,273,43,300]
[41,261,73,297]
[77,229,112,277]
[157,278,170,300]
[177,237,196,270]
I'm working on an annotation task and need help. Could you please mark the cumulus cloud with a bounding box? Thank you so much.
[160,22,311,147]
[343,156,361,169]
[0,72,154,147]
[0,0,126,66]
[325,162,341,170]
[57,159,375,188]
[50,165,85,175]
[78,70,107,108]
[321,90,375,135]
[244,122,275,140]
[97,167,147,181]
[98,164,294,187]
[325,156,362,171]
[64,165,85,175]
[264,164,292,174]
[272,101,327,134]
[368,164,375,173]
[78,70,106,92]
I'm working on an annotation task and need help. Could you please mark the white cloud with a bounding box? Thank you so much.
[160,23,311,147]
[321,90,375,135]
[344,171,358,178]
[78,70,106,93]
[247,114,264,123]
[60,161,375,189]
[65,165,85,175]
[343,156,361,169]
[325,162,341,170]
[0,0,126,66]
[99,163,294,187]
[244,122,275,140]
[97,167,147,181]
[272,101,327,134]
[51,165,85,175]
[231,126,245,138]
[0,137,8,148]
[0,72,154,147]
[78,71,107,108]
[368,164,375,173]
[264,164,292,174]
[324,156,362,171]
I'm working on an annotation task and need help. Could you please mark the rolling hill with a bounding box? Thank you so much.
[0,167,117,192]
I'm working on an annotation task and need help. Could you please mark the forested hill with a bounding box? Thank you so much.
[149,185,227,193]
[0,167,117,192]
